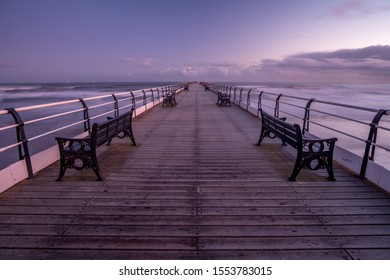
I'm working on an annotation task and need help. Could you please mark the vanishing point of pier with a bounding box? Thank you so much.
[0,83,389,259]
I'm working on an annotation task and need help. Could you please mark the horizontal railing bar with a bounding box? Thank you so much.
[377,124,390,132]
[277,101,306,110]
[277,94,311,102]
[111,91,132,97]
[89,109,117,121]
[261,96,280,101]
[118,104,133,111]
[257,90,312,102]
[255,89,380,112]
[314,99,379,112]
[277,109,304,121]
[308,107,372,126]
[371,141,390,152]
[23,108,85,125]
[83,94,116,101]
[308,119,367,143]
[0,141,23,153]
[28,120,86,142]
[88,100,116,110]
[14,99,81,112]
[0,123,18,132]
[117,96,134,102]
[0,110,9,115]
[259,104,275,111]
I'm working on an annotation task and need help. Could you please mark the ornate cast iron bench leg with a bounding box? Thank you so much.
[55,138,103,181]
[288,138,337,181]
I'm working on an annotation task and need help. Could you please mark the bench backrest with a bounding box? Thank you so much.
[260,110,302,149]
[92,108,134,147]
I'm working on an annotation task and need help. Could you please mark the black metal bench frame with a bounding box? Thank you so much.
[162,91,177,107]
[257,109,337,181]
[55,108,136,181]
[216,91,231,107]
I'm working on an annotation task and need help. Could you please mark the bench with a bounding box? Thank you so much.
[216,91,231,107]
[162,90,177,107]
[257,109,337,181]
[55,108,136,181]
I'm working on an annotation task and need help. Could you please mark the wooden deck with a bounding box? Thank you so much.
[0,84,389,260]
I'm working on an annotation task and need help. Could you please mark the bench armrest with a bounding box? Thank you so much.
[303,136,337,142]
[55,136,92,152]
[302,137,337,153]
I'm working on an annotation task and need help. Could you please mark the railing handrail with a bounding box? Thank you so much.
[203,82,390,179]
[250,88,381,113]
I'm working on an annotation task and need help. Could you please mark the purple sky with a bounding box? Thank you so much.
[0,0,389,83]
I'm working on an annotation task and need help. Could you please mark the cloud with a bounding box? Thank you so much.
[158,63,254,81]
[122,57,155,68]
[256,45,390,82]
[323,0,390,18]
[120,46,390,83]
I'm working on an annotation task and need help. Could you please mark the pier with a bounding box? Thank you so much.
[0,83,389,259]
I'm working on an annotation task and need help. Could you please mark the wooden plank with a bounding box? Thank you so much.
[195,225,390,237]
[199,236,390,250]
[347,249,390,260]
[199,206,390,215]
[0,236,196,250]
[80,206,196,216]
[0,248,349,260]
[0,214,323,226]
[319,215,390,225]
[0,206,84,215]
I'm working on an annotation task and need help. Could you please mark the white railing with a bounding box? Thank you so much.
[0,83,189,191]
[203,82,390,191]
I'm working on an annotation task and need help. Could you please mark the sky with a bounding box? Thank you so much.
[0,0,390,83]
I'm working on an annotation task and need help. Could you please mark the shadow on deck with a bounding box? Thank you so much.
[0,84,389,260]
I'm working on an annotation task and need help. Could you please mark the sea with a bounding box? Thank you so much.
[1,82,390,170]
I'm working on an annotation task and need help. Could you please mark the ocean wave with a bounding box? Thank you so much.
[0,85,41,93]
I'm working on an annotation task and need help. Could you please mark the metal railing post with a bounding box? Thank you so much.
[79,98,90,133]
[5,108,33,178]
[257,91,264,117]
[239,88,243,107]
[130,91,135,109]
[246,89,252,111]
[360,109,389,178]
[303,98,315,135]
[151,89,155,105]
[275,94,283,118]
[142,90,147,110]
[112,94,119,117]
